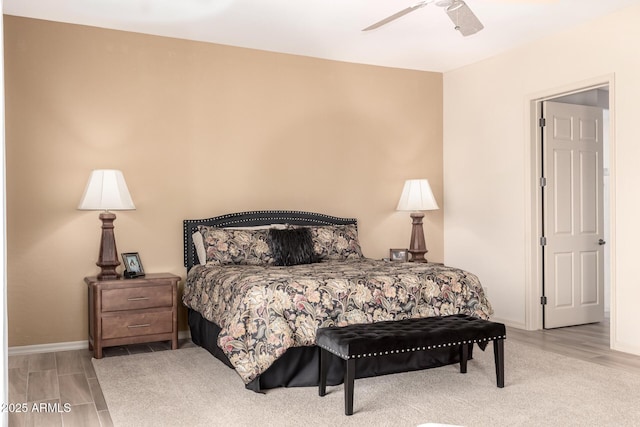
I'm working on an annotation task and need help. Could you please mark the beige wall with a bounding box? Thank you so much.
[4,16,443,347]
[443,4,640,354]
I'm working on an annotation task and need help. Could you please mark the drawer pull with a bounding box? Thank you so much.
[127,324,151,329]
[127,297,150,301]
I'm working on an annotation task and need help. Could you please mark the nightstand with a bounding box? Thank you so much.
[84,273,181,359]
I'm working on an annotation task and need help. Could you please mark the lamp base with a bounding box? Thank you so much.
[409,249,428,263]
[96,212,121,280]
[408,212,429,263]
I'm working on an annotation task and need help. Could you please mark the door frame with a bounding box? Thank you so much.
[524,74,616,344]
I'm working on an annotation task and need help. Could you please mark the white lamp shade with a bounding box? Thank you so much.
[78,169,136,211]
[396,179,439,211]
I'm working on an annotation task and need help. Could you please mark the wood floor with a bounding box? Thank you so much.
[507,316,640,374]
[7,340,194,427]
[8,319,640,426]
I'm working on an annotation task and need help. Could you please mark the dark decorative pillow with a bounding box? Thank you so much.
[268,228,318,266]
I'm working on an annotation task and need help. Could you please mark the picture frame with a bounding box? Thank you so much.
[389,248,408,262]
[122,252,145,278]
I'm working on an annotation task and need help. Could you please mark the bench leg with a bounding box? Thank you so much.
[459,343,468,374]
[494,339,505,388]
[344,358,355,415]
[319,348,328,397]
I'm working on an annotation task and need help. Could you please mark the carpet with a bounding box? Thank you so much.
[92,340,640,426]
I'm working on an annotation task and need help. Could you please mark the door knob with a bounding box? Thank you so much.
[598,239,606,245]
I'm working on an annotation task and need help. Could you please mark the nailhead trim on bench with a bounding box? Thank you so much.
[318,334,507,360]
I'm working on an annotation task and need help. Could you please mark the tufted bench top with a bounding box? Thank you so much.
[316,314,506,360]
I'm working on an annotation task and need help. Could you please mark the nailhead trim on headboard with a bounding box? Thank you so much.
[183,210,358,270]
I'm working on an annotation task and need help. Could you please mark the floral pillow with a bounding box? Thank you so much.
[198,226,274,265]
[307,224,364,260]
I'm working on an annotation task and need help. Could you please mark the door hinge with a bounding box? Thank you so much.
[540,177,547,187]
[539,117,546,127]
[541,296,547,305]
[540,236,547,246]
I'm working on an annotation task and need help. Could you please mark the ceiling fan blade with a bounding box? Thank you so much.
[445,0,484,36]
[362,0,432,31]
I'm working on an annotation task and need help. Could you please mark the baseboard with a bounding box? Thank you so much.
[8,330,192,356]
[612,340,640,357]
[490,316,527,330]
[8,340,88,356]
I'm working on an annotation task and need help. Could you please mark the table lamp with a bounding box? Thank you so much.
[396,179,439,262]
[78,169,135,280]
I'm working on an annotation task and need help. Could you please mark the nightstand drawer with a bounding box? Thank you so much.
[101,284,173,312]
[102,311,173,339]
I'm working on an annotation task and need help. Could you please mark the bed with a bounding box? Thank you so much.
[182,210,493,392]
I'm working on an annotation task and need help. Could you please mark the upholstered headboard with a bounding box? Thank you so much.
[183,210,358,271]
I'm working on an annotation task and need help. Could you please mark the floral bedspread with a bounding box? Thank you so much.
[182,259,493,384]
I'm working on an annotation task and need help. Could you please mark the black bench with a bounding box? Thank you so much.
[317,314,506,415]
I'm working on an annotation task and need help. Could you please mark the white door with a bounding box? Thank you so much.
[542,101,604,329]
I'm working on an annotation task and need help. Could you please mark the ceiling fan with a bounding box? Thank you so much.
[362,0,484,37]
